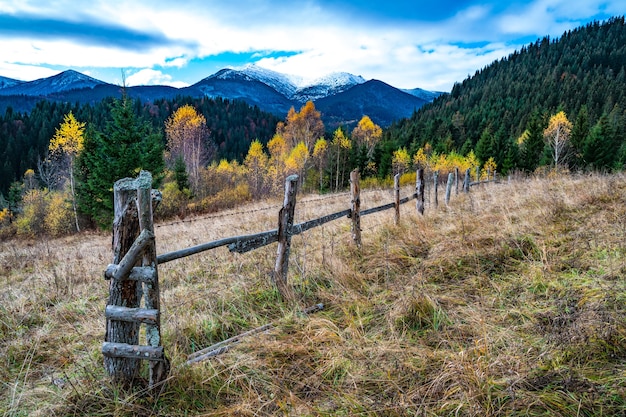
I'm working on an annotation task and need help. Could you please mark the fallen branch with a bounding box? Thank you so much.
[185,303,324,366]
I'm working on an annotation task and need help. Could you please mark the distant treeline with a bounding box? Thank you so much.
[0,95,281,195]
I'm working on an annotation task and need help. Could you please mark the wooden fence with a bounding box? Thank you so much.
[102,168,497,388]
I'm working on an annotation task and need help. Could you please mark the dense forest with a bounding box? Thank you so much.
[0,96,281,195]
[385,17,626,172]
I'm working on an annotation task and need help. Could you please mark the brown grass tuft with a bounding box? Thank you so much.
[1,173,625,416]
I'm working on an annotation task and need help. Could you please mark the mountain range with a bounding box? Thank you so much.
[0,66,442,127]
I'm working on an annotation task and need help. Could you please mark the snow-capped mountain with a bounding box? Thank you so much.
[294,72,366,102]
[235,65,301,99]
[0,70,105,96]
[222,64,366,102]
[402,87,444,102]
[0,75,23,90]
[0,67,437,126]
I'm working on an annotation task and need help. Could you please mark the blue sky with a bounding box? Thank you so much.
[0,0,623,91]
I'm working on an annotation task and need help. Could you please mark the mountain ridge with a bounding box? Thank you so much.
[0,67,440,127]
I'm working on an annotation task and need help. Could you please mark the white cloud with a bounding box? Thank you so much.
[1,0,624,90]
[126,68,189,87]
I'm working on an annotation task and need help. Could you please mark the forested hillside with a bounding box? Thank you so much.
[385,17,626,172]
[0,96,280,195]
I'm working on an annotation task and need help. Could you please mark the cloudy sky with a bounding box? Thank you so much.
[0,0,623,92]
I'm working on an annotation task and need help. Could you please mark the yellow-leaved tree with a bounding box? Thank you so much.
[352,115,382,159]
[267,134,289,194]
[165,105,211,192]
[286,142,309,181]
[413,147,428,170]
[244,140,269,198]
[312,137,328,191]
[332,128,351,192]
[49,111,85,232]
[544,111,572,169]
[278,101,325,150]
[392,147,411,175]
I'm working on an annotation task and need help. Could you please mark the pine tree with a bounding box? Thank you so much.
[173,156,191,193]
[520,112,546,172]
[582,113,617,170]
[76,94,164,228]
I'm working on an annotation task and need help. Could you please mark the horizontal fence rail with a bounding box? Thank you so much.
[157,195,415,264]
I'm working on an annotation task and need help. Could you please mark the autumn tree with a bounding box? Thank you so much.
[331,128,351,191]
[285,141,309,183]
[244,139,269,198]
[165,104,212,192]
[49,111,85,232]
[312,137,328,191]
[352,115,382,159]
[267,133,289,194]
[544,111,572,169]
[278,101,325,151]
[392,147,411,175]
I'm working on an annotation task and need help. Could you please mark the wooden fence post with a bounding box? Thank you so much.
[463,168,471,193]
[416,168,424,215]
[103,171,168,388]
[455,167,459,195]
[394,173,400,225]
[274,175,298,300]
[433,171,439,208]
[445,172,454,206]
[350,170,361,249]
[475,166,480,182]
[136,177,169,387]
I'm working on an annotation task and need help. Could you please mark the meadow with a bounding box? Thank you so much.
[1,173,625,416]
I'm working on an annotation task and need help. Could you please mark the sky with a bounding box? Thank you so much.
[0,0,624,92]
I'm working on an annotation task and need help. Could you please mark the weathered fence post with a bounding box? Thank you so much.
[475,166,480,183]
[274,175,298,300]
[103,171,168,389]
[445,172,454,206]
[433,171,439,208]
[416,168,425,215]
[463,168,471,193]
[136,177,169,388]
[394,173,400,225]
[350,170,361,249]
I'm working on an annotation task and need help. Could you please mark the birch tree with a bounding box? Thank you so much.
[544,111,572,169]
[165,105,211,192]
[49,111,84,232]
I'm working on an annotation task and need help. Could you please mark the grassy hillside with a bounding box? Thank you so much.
[1,174,625,416]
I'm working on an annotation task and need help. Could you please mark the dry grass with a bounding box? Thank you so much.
[1,174,625,416]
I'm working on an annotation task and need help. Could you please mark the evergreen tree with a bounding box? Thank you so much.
[582,113,617,170]
[173,156,191,193]
[570,105,590,169]
[76,95,164,228]
[520,112,545,172]
[474,127,493,163]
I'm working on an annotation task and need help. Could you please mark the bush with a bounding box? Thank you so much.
[157,181,191,220]
[16,189,48,237]
[191,183,251,214]
[45,192,73,236]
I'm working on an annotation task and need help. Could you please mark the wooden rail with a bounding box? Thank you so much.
[103,168,495,386]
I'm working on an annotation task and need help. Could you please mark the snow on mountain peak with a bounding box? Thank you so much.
[232,64,366,102]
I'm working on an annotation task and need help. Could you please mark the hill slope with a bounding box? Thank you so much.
[387,17,626,167]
